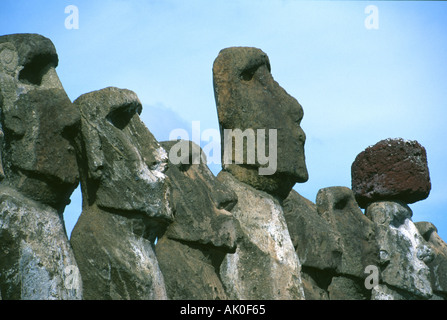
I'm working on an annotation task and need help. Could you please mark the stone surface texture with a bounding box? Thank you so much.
[352,138,431,209]
[217,171,305,300]
[283,189,343,274]
[0,33,82,300]
[213,46,308,199]
[213,47,307,299]
[70,87,171,300]
[416,221,447,298]
[0,186,82,300]
[366,201,433,299]
[155,140,240,300]
[0,34,445,301]
[316,187,378,279]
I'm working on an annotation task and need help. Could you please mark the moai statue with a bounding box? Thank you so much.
[155,140,240,300]
[366,201,433,299]
[70,87,172,300]
[283,189,341,300]
[315,187,378,300]
[416,222,447,299]
[0,34,82,299]
[212,47,308,299]
[352,138,434,299]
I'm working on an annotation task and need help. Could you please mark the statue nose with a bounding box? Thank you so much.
[213,188,238,212]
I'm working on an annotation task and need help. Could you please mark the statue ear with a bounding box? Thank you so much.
[0,42,19,76]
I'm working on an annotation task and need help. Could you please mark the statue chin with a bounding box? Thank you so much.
[223,164,303,200]
[7,171,76,214]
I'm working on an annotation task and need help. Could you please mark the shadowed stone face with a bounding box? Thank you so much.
[155,140,240,299]
[213,47,308,199]
[416,222,447,296]
[0,33,82,300]
[283,189,343,273]
[159,140,239,249]
[0,34,80,212]
[316,187,378,279]
[71,87,171,300]
[0,33,58,85]
[366,201,433,299]
[73,87,172,222]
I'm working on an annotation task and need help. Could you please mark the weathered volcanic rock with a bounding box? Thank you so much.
[366,201,433,299]
[2,89,80,210]
[0,186,82,300]
[283,189,344,299]
[371,284,419,300]
[156,237,229,300]
[73,87,172,219]
[155,140,240,300]
[352,138,431,208]
[213,47,308,200]
[0,33,79,212]
[284,187,378,300]
[283,189,343,273]
[217,171,305,300]
[0,33,82,299]
[158,140,239,248]
[70,205,167,300]
[213,47,306,299]
[327,276,370,300]
[70,87,171,300]
[416,221,447,298]
[0,33,59,87]
[316,187,378,279]
[300,271,329,300]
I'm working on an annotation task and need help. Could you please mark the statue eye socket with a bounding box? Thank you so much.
[106,103,139,130]
[18,54,56,85]
[240,65,258,81]
[62,121,79,141]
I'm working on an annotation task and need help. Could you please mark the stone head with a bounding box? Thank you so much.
[160,140,239,250]
[366,200,434,298]
[73,87,172,222]
[0,34,80,212]
[213,47,308,199]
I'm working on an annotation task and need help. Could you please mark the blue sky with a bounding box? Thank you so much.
[1,1,447,241]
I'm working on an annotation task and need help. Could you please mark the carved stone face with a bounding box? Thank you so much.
[160,140,239,250]
[213,47,308,198]
[74,87,172,222]
[366,201,433,298]
[0,34,80,211]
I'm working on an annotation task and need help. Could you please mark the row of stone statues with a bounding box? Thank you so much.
[0,33,445,300]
